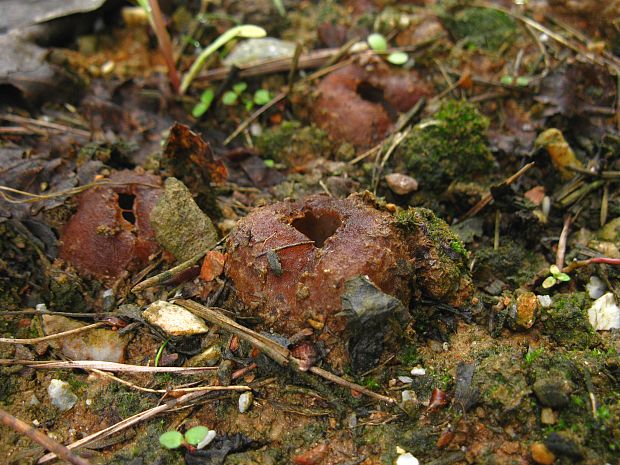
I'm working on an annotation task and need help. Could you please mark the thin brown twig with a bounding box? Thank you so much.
[458,162,535,222]
[0,408,91,465]
[131,235,227,293]
[147,0,181,93]
[0,360,216,373]
[0,322,110,345]
[556,215,572,270]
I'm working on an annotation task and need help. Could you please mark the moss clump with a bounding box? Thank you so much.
[256,121,332,166]
[474,240,546,288]
[397,100,494,192]
[48,268,88,312]
[541,293,600,350]
[472,348,533,424]
[396,207,473,307]
[442,7,517,51]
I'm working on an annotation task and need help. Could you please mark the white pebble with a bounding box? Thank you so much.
[396,452,419,465]
[47,379,77,412]
[410,367,426,376]
[238,391,253,413]
[398,376,413,384]
[196,429,217,449]
[537,295,552,308]
[586,276,606,299]
[588,292,620,331]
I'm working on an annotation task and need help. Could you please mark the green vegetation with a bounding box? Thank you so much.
[442,7,517,51]
[540,293,600,350]
[397,100,494,192]
[256,121,332,166]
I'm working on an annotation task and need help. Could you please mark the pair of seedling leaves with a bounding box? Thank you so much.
[159,426,215,450]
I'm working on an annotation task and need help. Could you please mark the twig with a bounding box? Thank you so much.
[458,162,535,222]
[177,300,395,404]
[0,322,110,345]
[131,236,227,293]
[562,256,620,274]
[38,391,208,464]
[0,360,216,373]
[0,408,91,465]
[255,240,315,257]
[0,114,91,138]
[147,0,181,93]
[556,215,572,270]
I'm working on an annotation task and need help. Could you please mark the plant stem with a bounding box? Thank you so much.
[148,0,181,93]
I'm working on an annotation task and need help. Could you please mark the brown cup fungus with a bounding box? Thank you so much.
[59,171,162,279]
[225,194,473,370]
[312,63,432,148]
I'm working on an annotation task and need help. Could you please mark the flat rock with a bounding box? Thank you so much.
[143,301,209,337]
[43,315,128,362]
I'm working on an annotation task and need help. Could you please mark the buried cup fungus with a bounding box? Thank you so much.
[225,193,472,370]
[59,170,162,279]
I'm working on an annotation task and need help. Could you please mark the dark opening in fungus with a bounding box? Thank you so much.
[290,210,342,248]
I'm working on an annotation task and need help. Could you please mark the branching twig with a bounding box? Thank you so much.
[0,408,91,465]
[0,360,216,373]
[176,299,395,404]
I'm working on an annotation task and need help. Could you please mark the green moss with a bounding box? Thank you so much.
[397,100,494,192]
[255,121,332,166]
[541,293,600,350]
[474,240,546,288]
[442,7,517,51]
[396,207,472,304]
[93,384,155,421]
[397,344,422,366]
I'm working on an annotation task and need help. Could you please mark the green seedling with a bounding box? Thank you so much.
[253,89,272,105]
[542,265,570,289]
[180,24,266,94]
[367,33,388,52]
[500,75,531,86]
[192,89,215,118]
[367,33,409,66]
[159,425,215,450]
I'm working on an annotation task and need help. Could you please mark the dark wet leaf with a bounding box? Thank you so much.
[239,155,285,188]
[341,276,408,373]
[454,362,479,412]
[185,433,254,465]
[544,432,583,460]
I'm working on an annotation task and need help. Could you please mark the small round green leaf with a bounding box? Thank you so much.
[556,273,571,282]
[542,276,557,289]
[264,159,275,168]
[500,75,514,85]
[253,89,271,105]
[184,426,210,446]
[367,33,388,52]
[232,82,247,95]
[549,265,561,276]
[192,102,209,118]
[159,431,183,449]
[386,51,408,65]
[200,88,215,104]
[516,76,531,86]
[222,91,239,106]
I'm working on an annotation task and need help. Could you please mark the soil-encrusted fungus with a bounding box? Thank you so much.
[59,170,162,279]
[225,193,473,370]
[312,63,432,148]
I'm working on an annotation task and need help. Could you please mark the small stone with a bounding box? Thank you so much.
[223,38,296,67]
[586,276,606,299]
[410,367,426,376]
[516,291,538,329]
[587,292,620,331]
[395,452,419,465]
[537,295,552,308]
[540,407,556,425]
[143,301,209,337]
[385,173,419,195]
[188,345,222,367]
[531,442,556,465]
[238,391,253,413]
[533,378,572,408]
[47,379,78,412]
[398,376,413,384]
